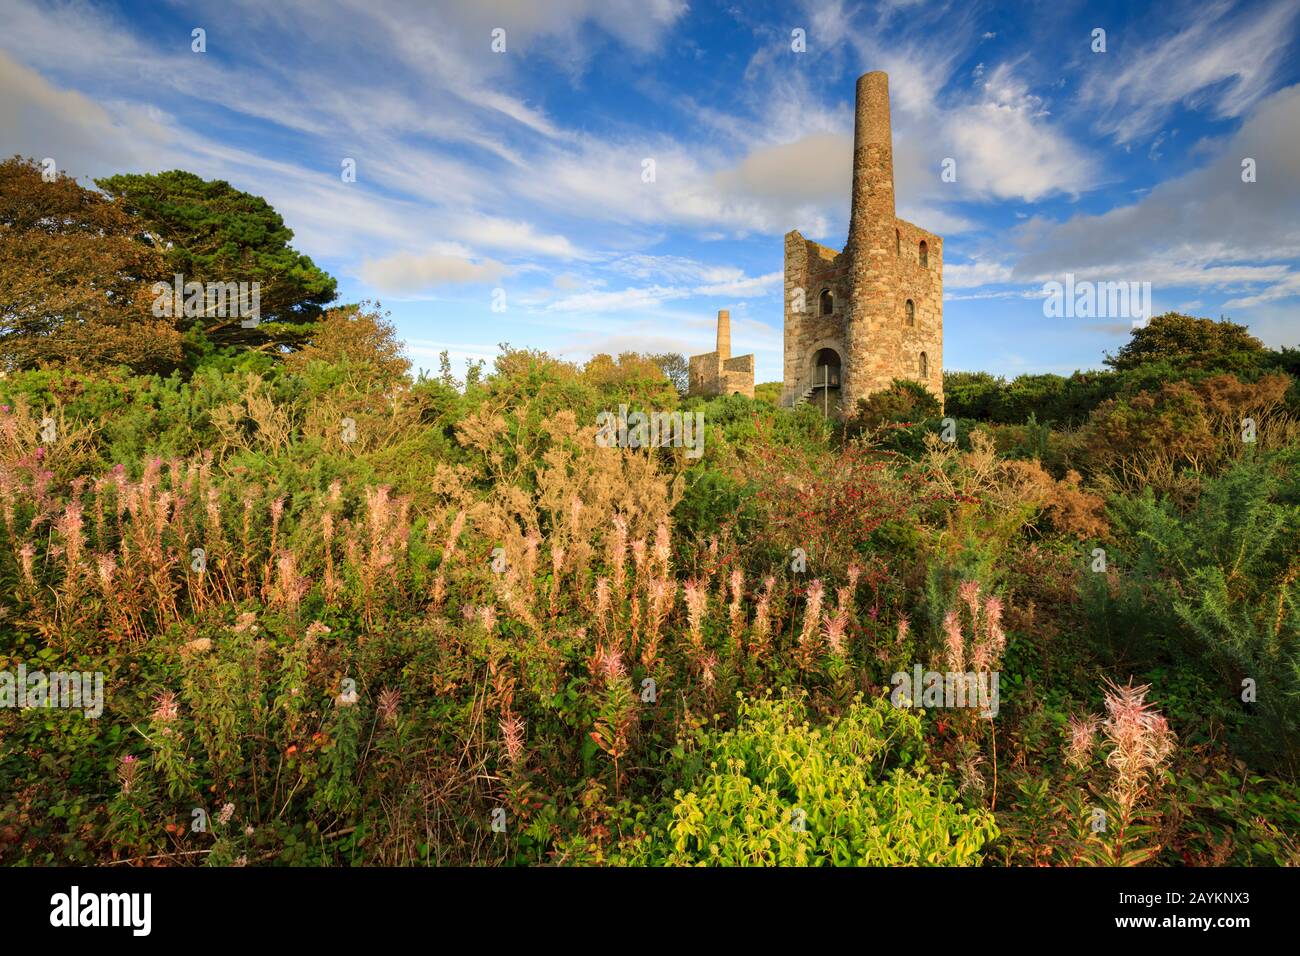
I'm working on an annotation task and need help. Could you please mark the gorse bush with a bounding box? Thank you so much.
[1073,373,1296,497]
[850,378,942,430]
[1104,313,1269,375]
[942,315,1283,431]
[1094,453,1300,772]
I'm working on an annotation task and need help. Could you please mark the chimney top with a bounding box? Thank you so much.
[854,71,893,151]
[716,309,731,360]
[848,70,896,251]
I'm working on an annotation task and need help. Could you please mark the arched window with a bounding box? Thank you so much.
[919,241,929,268]
[905,299,915,327]
[819,288,833,316]
[895,229,901,256]
[919,352,928,378]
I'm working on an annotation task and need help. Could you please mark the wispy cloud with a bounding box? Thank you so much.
[1082,0,1300,144]
[1013,83,1300,303]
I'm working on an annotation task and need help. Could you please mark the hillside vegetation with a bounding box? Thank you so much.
[2,160,1298,866]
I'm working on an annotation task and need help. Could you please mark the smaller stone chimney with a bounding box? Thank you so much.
[687,308,753,398]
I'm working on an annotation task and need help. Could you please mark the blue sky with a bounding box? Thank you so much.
[3,0,1299,381]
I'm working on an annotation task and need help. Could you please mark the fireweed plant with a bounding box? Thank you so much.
[1,313,1298,866]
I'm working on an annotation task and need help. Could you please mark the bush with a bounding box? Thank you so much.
[850,378,941,430]
[615,694,998,865]
[1094,453,1300,771]
[943,370,1119,427]
[1105,312,1268,376]
[5,303,1299,868]
[942,371,1003,421]
[1073,373,1295,495]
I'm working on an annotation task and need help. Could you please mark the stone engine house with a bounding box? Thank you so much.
[687,309,755,398]
[781,71,943,417]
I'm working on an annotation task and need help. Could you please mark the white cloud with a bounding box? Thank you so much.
[606,254,734,284]
[1012,83,1300,306]
[944,260,1014,289]
[1223,272,1300,308]
[456,218,583,259]
[0,51,173,177]
[602,254,780,296]
[544,285,691,313]
[718,133,850,206]
[693,271,783,297]
[360,246,509,292]
[891,61,1100,206]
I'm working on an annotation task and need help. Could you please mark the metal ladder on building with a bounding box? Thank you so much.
[792,365,837,415]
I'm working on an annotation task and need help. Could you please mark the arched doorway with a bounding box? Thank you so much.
[809,347,842,417]
[812,347,841,390]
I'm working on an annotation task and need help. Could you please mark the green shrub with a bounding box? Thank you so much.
[674,465,753,539]
[615,694,998,865]
[850,378,941,430]
[1095,454,1300,771]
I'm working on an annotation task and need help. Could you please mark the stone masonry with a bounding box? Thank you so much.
[781,71,943,417]
[688,309,755,398]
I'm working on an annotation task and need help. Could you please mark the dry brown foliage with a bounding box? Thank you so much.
[0,157,180,371]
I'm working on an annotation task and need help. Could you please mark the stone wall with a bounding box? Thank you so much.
[721,353,755,397]
[781,232,850,405]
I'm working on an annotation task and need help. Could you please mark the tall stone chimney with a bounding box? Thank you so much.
[847,71,895,256]
[780,68,942,417]
[715,309,731,361]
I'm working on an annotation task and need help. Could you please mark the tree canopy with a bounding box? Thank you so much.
[0,156,181,372]
[96,170,337,354]
[1105,312,1267,373]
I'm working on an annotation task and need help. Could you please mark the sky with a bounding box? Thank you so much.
[2,0,1299,382]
